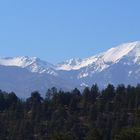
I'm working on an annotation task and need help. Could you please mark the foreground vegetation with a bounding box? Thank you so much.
[0,84,140,139]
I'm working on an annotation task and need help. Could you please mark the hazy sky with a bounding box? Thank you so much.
[0,0,140,63]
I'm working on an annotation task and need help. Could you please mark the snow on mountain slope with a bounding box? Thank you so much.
[100,41,139,63]
[77,41,140,79]
[0,41,140,97]
[58,41,140,71]
[0,56,57,75]
[1,41,139,73]
[57,58,82,70]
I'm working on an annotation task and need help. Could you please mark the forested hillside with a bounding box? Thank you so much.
[0,84,140,140]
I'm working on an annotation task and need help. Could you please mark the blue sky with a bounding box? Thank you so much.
[0,0,140,63]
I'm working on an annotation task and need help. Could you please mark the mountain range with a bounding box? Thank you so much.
[1,41,140,97]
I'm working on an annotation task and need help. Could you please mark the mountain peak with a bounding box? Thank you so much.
[100,41,140,63]
[1,41,140,72]
[0,56,40,67]
[57,58,82,70]
[1,41,140,97]
[0,56,56,75]
[57,41,140,71]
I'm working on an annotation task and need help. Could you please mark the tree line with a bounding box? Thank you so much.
[0,84,140,139]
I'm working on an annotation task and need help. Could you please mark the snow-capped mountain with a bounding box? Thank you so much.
[57,58,82,70]
[0,41,140,97]
[0,56,57,75]
[58,41,140,71]
[77,41,140,77]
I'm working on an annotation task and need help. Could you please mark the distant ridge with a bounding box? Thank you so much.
[0,41,140,97]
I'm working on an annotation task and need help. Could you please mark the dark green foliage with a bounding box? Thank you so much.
[0,84,140,139]
[51,132,74,140]
[85,128,102,140]
[114,127,140,140]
